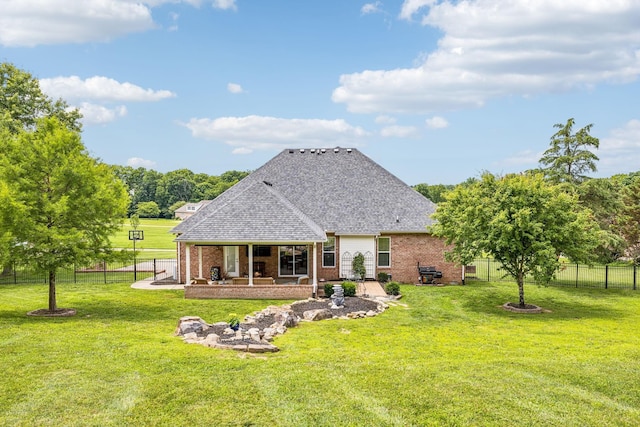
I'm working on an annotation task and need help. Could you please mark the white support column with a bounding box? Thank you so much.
[198,246,203,278]
[176,243,181,283]
[312,242,318,296]
[248,243,254,286]
[185,243,191,283]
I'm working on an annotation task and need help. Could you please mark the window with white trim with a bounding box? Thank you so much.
[323,237,336,267]
[377,237,390,267]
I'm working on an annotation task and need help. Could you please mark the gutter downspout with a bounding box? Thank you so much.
[312,242,318,297]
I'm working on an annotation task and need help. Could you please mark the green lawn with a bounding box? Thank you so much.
[1,281,639,426]
[111,218,180,252]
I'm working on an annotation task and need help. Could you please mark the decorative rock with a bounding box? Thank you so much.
[303,308,334,321]
[176,296,389,353]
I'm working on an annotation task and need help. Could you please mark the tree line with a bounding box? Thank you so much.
[110,166,249,218]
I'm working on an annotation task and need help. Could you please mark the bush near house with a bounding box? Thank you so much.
[385,281,401,295]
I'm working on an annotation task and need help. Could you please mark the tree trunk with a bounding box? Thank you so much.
[48,269,57,312]
[517,273,525,308]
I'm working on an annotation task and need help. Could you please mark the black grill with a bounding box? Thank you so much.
[417,264,443,284]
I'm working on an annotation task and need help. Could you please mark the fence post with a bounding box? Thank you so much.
[605,265,608,289]
[634,265,637,291]
[74,263,77,284]
[13,262,17,284]
[575,263,579,288]
[103,260,107,284]
[153,258,157,280]
[487,258,490,282]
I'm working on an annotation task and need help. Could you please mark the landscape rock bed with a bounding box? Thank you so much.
[176,296,389,353]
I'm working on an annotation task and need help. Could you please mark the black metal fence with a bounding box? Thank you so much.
[0,258,177,285]
[467,258,638,290]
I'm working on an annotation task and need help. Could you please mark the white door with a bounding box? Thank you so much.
[224,246,239,277]
[339,236,375,279]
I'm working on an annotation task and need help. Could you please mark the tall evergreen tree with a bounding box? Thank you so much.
[539,118,599,184]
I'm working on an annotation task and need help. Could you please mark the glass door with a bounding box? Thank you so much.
[224,246,239,277]
[279,245,308,276]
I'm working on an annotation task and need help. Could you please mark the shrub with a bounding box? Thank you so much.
[385,281,400,296]
[377,272,389,283]
[324,281,357,297]
[352,253,366,280]
[341,281,357,297]
[324,283,334,297]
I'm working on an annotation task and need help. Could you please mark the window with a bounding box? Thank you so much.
[245,245,272,257]
[378,237,390,267]
[279,245,308,276]
[323,237,336,267]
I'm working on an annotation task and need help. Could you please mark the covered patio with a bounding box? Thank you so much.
[172,180,327,299]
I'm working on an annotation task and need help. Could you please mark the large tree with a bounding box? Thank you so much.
[0,62,82,133]
[616,176,640,264]
[0,117,128,314]
[431,173,599,308]
[539,118,599,184]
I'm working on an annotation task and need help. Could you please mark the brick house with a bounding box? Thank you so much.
[172,147,460,298]
[173,200,212,220]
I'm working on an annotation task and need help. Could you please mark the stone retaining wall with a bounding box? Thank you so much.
[185,284,316,299]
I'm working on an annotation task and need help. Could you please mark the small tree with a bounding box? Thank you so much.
[352,252,366,281]
[431,172,599,308]
[0,117,128,314]
[136,201,161,218]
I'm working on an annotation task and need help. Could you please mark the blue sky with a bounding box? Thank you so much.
[2,0,639,185]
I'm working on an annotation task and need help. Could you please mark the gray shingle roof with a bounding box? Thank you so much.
[172,148,436,242]
[175,180,326,242]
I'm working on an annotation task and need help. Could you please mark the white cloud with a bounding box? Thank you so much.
[183,115,369,153]
[362,2,383,15]
[334,1,640,114]
[127,157,157,168]
[212,0,237,11]
[0,0,236,47]
[380,125,418,138]
[0,1,154,47]
[399,0,436,21]
[77,103,127,124]
[425,116,448,129]
[227,83,245,94]
[375,115,397,124]
[40,76,175,102]
[598,119,640,176]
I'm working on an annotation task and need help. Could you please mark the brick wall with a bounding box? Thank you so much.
[177,235,461,285]
[381,234,461,284]
[184,284,316,299]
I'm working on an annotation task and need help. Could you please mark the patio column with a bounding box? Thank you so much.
[312,242,318,295]
[248,243,254,286]
[185,243,191,283]
[197,246,203,278]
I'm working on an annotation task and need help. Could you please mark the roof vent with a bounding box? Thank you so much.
[396,215,400,223]
[310,149,316,153]
[263,180,272,187]
[334,148,339,153]
[320,148,326,153]
[300,149,305,153]
[347,148,352,153]
[288,149,294,154]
